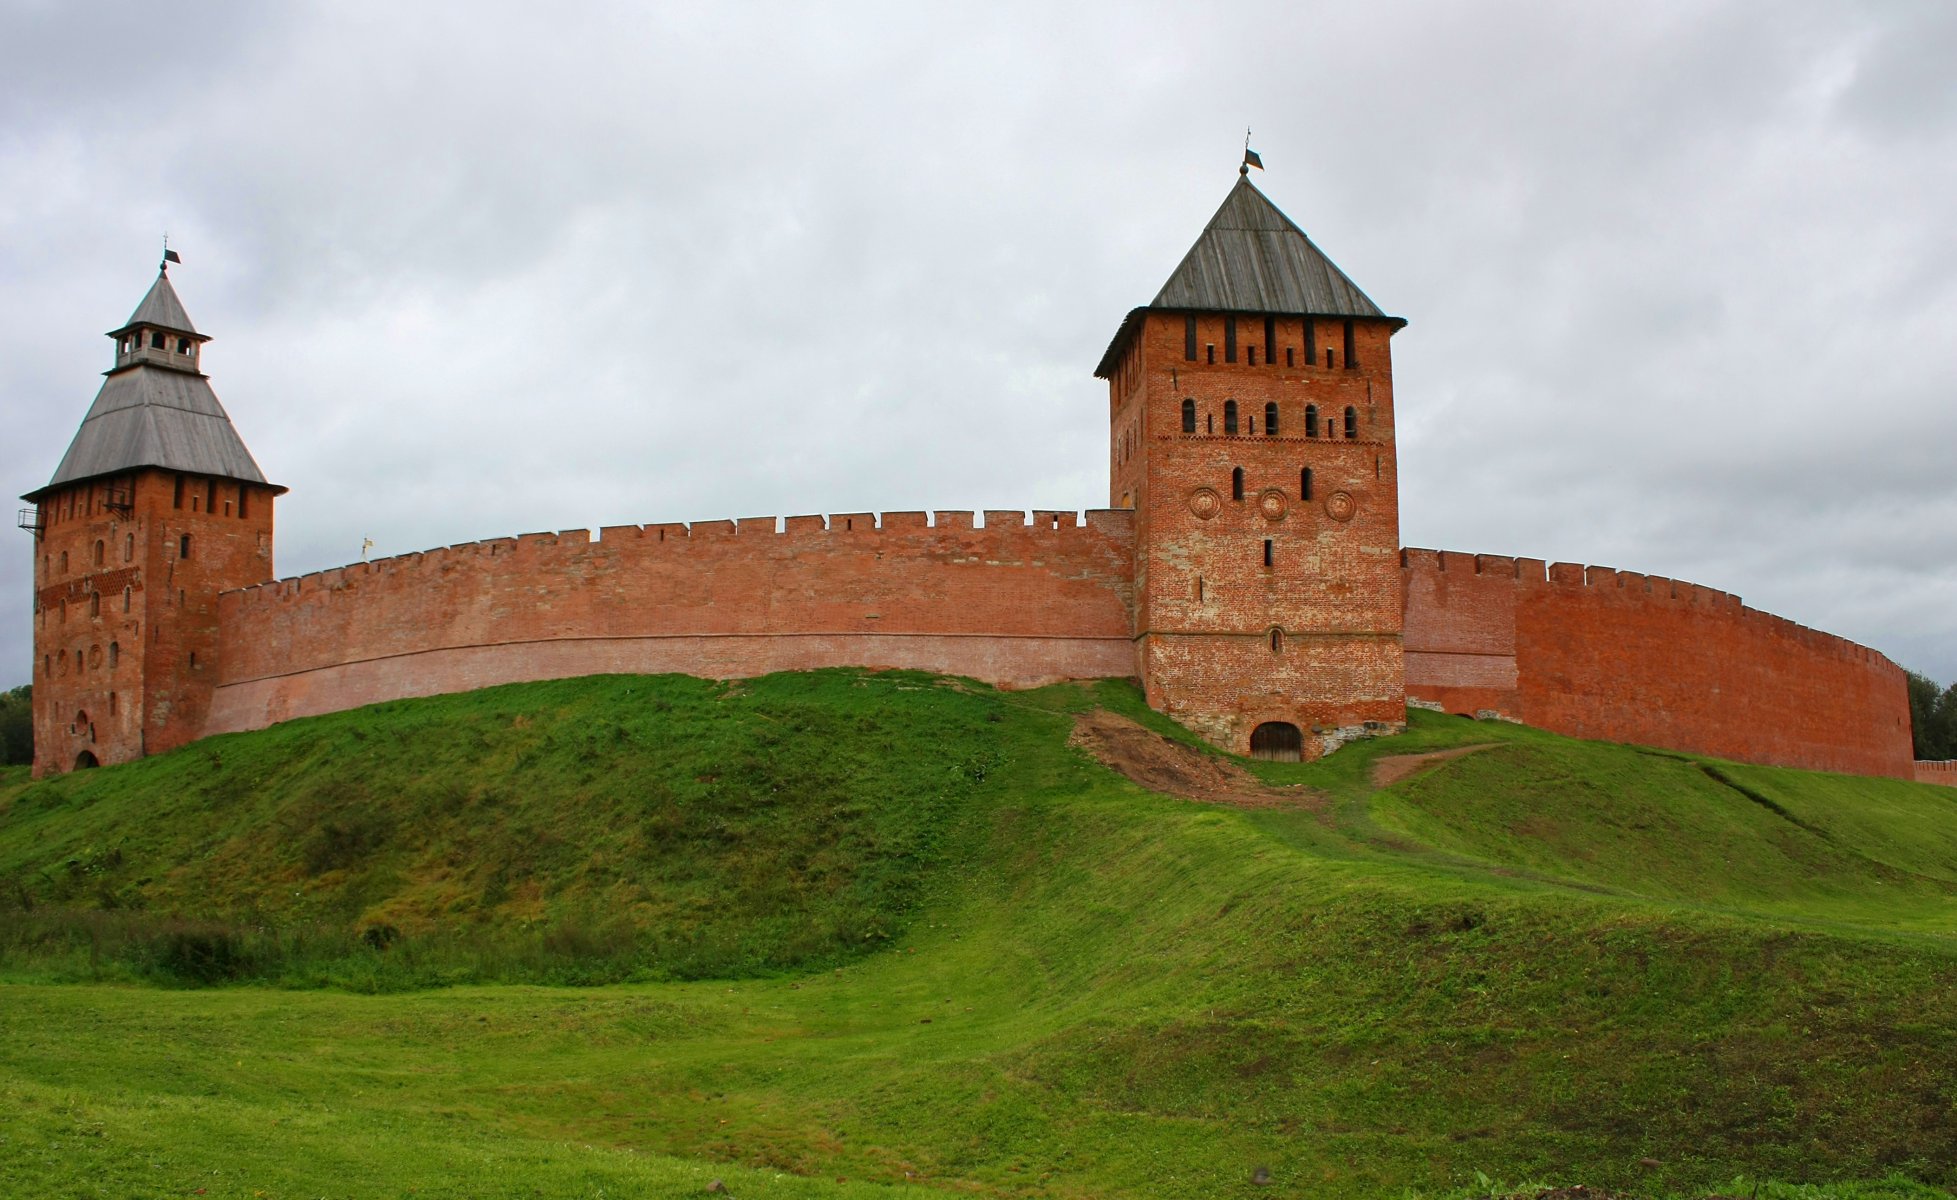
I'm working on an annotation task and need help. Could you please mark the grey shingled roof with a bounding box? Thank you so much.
[29,368,273,497]
[1095,174,1403,377]
[1152,175,1393,317]
[116,270,201,337]
[27,272,276,499]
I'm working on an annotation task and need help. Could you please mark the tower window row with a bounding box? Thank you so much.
[41,640,122,679]
[1181,398,1359,439]
[1228,466,1318,503]
[38,582,139,628]
[1183,315,1360,370]
[119,331,197,356]
[36,474,260,546]
[38,477,136,528]
[172,474,254,519]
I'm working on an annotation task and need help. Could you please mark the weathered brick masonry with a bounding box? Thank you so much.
[31,468,276,772]
[206,511,1134,735]
[1403,549,1915,779]
[26,174,1924,780]
[1919,761,1957,788]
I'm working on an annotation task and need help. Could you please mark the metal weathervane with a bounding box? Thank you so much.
[1242,128,1263,173]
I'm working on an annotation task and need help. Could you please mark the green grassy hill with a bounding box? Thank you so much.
[2,670,1955,1200]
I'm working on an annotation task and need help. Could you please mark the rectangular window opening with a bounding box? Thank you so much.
[1184,315,1198,360]
[1263,539,1274,568]
[1343,319,1358,369]
[1224,318,1237,363]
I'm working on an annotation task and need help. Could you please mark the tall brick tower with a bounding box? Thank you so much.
[1096,169,1407,759]
[20,263,282,776]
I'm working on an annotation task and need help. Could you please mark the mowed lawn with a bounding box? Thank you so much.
[3,672,1956,1199]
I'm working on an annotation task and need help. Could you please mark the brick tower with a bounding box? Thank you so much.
[21,263,282,776]
[1096,169,1407,759]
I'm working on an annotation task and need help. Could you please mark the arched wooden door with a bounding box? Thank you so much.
[1249,722,1303,763]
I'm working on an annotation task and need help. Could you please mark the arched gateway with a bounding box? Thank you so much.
[1249,722,1303,762]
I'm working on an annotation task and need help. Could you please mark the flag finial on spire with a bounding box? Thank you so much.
[1242,128,1263,175]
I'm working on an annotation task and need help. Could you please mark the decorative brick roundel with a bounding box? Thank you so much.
[1188,487,1221,520]
[1257,489,1288,521]
[1325,490,1356,522]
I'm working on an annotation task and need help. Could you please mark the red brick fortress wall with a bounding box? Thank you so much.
[1402,549,1915,779]
[1919,762,1957,788]
[206,510,1135,735]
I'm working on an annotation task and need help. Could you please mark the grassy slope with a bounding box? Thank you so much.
[0,672,995,985]
[1364,730,1957,931]
[3,672,1957,1199]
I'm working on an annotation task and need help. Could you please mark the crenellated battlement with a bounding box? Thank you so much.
[1400,548,1895,670]
[226,509,1133,606]
[1401,547,1913,777]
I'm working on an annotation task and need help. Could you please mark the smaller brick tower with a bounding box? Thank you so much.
[1098,169,1408,759]
[21,263,282,776]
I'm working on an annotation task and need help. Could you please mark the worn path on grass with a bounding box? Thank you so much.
[1370,743,1500,787]
[1069,710,1325,811]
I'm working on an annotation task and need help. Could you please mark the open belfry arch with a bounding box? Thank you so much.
[20,260,283,776]
[1097,166,1408,757]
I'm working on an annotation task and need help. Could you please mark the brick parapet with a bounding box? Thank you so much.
[1918,761,1957,788]
[207,509,1138,734]
[1402,547,1915,778]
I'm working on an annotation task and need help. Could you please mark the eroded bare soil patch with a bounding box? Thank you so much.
[1371,743,1498,788]
[1069,710,1325,811]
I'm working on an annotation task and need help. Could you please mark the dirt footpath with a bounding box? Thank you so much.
[1369,744,1498,787]
[1069,710,1325,811]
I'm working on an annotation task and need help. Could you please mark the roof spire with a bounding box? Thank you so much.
[25,265,278,501]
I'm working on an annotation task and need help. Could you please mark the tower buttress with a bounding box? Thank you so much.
[21,263,283,776]
[1096,172,1407,759]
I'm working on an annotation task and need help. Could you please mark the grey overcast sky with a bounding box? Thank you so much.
[3,0,1953,692]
